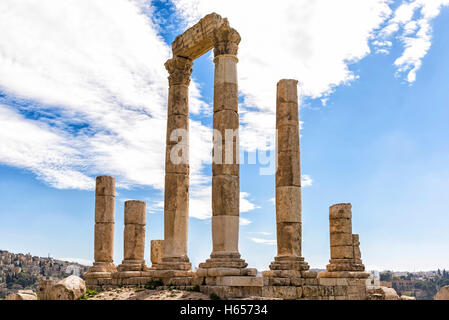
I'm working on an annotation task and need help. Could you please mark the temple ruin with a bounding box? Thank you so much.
[84,13,370,299]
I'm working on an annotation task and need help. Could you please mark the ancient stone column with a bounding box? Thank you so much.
[84,176,117,279]
[117,201,146,273]
[269,80,310,275]
[159,56,193,271]
[151,240,164,266]
[198,25,254,275]
[326,203,366,273]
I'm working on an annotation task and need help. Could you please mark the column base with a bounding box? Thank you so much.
[197,252,257,277]
[269,256,310,272]
[84,262,117,279]
[115,259,146,274]
[326,258,366,272]
[152,256,192,271]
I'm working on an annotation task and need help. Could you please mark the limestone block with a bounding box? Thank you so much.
[40,275,86,300]
[276,186,301,223]
[216,276,263,287]
[329,218,352,234]
[277,79,298,103]
[302,285,319,297]
[94,195,115,223]
[94,223,114,262]
[95,176,115,197]
[212,175,239,216]
[277,102,299,128]
[434,286,449,300]
[330,232,353,246]
[164,173,189,213]
[207,267,241,277]
[151,240,164,265]
[276,151,301,187]
[171,13,227,60]
[262,286,298,300]
[330,245,354,260]
[165,145,189,174]
[166,114,189,145]
[212,163,239,176]
[5,290,37,300]
[164,209,189,257]
[168,85,189,116]
[277,125,300,152]
[276,222,301,257]
[214,54,238,85]
[124,201,146,225]
[124,224,146,261]
[213,110,239,138]
[214,82,238,112]
[329,203,352,219]
[212,215,239,253]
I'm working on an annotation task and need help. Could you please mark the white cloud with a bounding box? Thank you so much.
[250,238,276,246]
[171,0,393,154]
[378,0,449,82]
[302,174,313,188]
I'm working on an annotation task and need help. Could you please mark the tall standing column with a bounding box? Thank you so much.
[199,25,253,275]
[85,176,117,279]
[117,201,146,273]
[269,80,310,274]
[159,56,193,271]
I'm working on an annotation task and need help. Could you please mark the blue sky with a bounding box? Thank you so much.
[0,0,448,271]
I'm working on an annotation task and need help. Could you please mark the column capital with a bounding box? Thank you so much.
[213,25,241,57]
[165,56,193,86]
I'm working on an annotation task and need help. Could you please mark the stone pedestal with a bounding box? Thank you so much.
[84,176,117,279]
[318,203,369,280]
[115,201,146,277]
[158,56,193,272]
[267,79,310,276]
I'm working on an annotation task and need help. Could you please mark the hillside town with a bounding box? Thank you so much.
[0,250,89,299]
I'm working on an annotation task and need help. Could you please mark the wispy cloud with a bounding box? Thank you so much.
[250,238,276,246]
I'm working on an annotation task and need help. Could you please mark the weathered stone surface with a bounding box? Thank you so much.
[277,79,298,103]
[94,223,115,262]
[166,114,189,145]
[212,175,239,216]
[5,290,37,300]
[94,195,115,223]
[213,110,239,138]
[165,144,189,174]
[39,276,86,300]
[95,176,115,197]
[329,203,352,219]
[276,151,301,187]
[214,82,238,112]
[164,173,189,213]
[164,208,189,258]
[212,215,240,252]
[214,55,238,84]
[151,240,164,265]
[330,233,353,247]
[216,276,263,287]
[329,218,352,234]
[213,25,241,57]
[277,125,300,152]
[276,186,301,223]
[172,13,228,60]
[330,245,354,260]
[165,56,193,87]
[124,200,146,225]
[167,84,189,116]
[434,285,449,300]
[123,224,146,261]
[276,222,301,257]
[276,102,299,128]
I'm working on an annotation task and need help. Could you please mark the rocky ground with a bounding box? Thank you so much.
[88,287,211,300]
